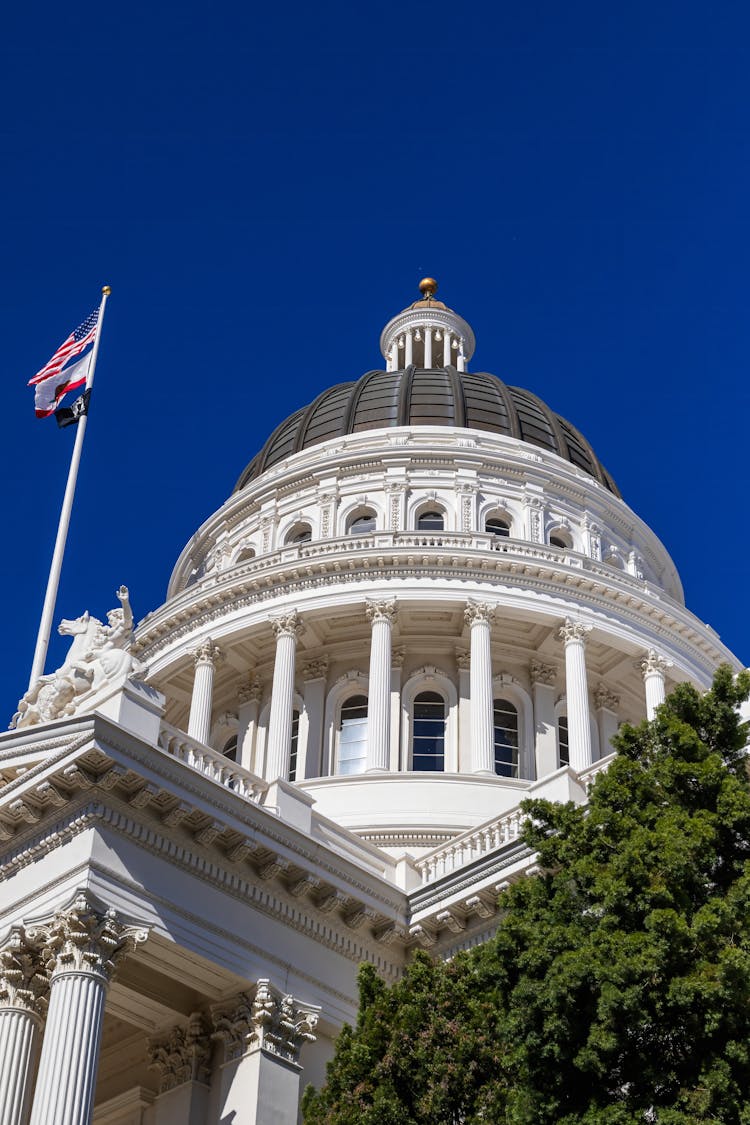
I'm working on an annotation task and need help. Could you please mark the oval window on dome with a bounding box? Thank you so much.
[417,510,444,532]
[337,695,368,776]
[411,691,445,771]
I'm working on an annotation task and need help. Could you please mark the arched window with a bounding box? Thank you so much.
[286,523,312,545]
[235,547,256,565]
[493,699,519,777]
[417,509,444,532]
[289,710,300,781]
[558,715,569,766]
[337,695,368,776]
[549,528,572,550]
[412,691,446,771]
[222,735,238,762]
[486,516,510,538]
[347,511,377,535]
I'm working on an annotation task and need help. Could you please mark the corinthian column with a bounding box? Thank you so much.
[365,600,396,771]
[465,601,495,775]
[266,612,305,781]
[27,892,147,1125]
[640,649,672,720]
[558,619,593,772]
[0,929,49,1125]
[187,639,223,744]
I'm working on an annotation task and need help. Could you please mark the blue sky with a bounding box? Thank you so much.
[1,3,748,718]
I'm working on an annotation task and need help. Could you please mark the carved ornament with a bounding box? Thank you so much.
[148,1013,212,1092]
[212,982,318,1065]
[593,684,620,711]
[464,600,495,628]
[270,611,305,640]
[640,649,672,678]
[191,638,223,668]
[557,619,592,646]
[0,928,49,1017]
[26,891,148,983]
[530,660,557,687]
[365,598,397,625]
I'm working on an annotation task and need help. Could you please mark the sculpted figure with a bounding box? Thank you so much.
[12,587,146,728]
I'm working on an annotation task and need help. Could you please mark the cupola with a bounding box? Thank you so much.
[379,278,476,371]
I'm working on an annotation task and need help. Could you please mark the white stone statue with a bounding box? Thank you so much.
[12,587,146,728]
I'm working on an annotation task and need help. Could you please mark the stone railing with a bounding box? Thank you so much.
[415,804,528,884]
[415,754,618,885]
[157,722,268,803]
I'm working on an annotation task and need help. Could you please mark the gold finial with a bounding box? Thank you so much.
[102,285,112,296]
[418,277,438,298]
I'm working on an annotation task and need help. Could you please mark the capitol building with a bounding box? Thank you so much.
[0,281,741,1124]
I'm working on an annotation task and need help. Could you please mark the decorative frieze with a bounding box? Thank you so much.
[148,1013,213,1092]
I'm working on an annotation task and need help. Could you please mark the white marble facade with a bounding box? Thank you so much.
[0,285,742,1124]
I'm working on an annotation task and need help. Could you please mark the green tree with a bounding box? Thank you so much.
[302,667,750,1124]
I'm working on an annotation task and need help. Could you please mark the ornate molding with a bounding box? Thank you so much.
[593,684,620,711]
[148,1012,212,1092]
[640,649,673,678]
[212,982,318,1065]
[303,657,329,681]
[191,638,222,668]
[238,673,263,705]
[0,927,49,1017]
[557,618,592,646]
[365,598,397,625]
[529,660,556,687]
[464,600,495,628]
[26,891,148,983]
[270,611,305,640]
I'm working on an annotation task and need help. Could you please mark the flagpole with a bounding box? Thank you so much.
[28,286,111,690]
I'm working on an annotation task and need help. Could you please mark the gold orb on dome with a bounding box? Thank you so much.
[418,277,438,298]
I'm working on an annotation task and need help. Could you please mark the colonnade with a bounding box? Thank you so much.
[0,893,319,1125]
[187,610,674,784]
[0,892,147,1125]
[386,327,467,372]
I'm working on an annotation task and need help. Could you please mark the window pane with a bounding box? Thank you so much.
[349,514,376,534]
[412,691,445,771]
[486,518,510,537]
[417,511,444,531]
[338,695,368,776]
[289,711,300,782]
[493,699,518,777]
[558,715,569,766]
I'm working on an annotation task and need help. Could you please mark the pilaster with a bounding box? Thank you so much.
[530,659,558,777]
[147,1013,212,1125]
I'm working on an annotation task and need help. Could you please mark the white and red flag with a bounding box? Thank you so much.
[28,308,99,418]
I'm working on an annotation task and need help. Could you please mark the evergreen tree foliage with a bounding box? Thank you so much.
[302,667,750,1124]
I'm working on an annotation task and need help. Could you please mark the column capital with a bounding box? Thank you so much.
[238,673,263,705]
[557,618,592,646]
[148,1012,212,1092]
[303,656,329,681]
[212,982,318,1066]
[593,684,620,712]
[365,598,396,625]
[0,927,49,1018]
[640,648,673,679]
[464,600,495,628]
[392,645,405,669]
[270,611,305,640]
[191,638,222,668]
[530,659,557,687]
[455,648,471,671]
[26,891,148,984]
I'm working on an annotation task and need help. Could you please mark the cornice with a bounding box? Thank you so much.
[137,541,731,681]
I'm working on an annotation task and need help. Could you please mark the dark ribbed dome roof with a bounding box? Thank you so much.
[235,367,619,496]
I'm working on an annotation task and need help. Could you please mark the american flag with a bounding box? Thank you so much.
[28,308,99,387]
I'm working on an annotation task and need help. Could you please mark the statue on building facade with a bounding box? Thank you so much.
[11,587,146,728]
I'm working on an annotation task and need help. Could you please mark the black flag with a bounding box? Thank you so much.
[55,388,91,429]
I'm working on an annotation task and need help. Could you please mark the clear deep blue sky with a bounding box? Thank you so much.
[1,3,748,718]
